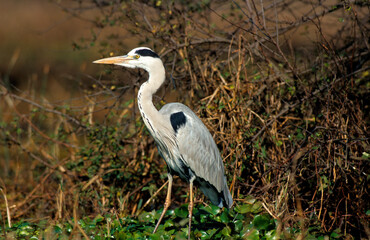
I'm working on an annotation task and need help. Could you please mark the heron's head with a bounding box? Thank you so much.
[93,47,162,72]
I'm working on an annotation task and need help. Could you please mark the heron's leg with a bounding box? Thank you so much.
[153,174,173,233]
[188,177,195,240]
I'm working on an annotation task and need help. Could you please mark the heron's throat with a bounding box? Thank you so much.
[137,65,166,134]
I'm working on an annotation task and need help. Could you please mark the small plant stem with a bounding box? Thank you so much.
[0,188,11,228]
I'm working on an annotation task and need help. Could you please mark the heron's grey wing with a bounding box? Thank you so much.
[160,103,233,208]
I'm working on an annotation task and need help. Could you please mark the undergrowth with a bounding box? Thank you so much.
[2,201,342,239]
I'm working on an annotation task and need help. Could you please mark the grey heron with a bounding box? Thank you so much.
[93,47,233,238]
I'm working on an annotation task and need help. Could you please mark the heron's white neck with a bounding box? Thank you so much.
[137,64,166,134]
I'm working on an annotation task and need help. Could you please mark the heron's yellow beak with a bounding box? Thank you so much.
[93,55,133,64]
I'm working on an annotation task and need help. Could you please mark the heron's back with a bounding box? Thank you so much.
[158,102,233,208]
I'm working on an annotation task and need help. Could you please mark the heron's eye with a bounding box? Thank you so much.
[134,55,140,59]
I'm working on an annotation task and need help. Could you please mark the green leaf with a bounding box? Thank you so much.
[174,205,188,218]
[203,204,221,216]
[53,224,62,234]
[265,229,276,240]
[220,210,229,223]
[330,228,342,238]
[236,204,252,214]
[251,201,263,213]
[234,219,243,232]
[252,214,273,231]
[93,214,104,224]
[221,225,231,237]
[243,228,259,240]
[138,211,154,223]
[19,230,30,236]
[164,219,174,228]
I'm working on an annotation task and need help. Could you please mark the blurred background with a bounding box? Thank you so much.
[1,0,355,97]
[1,0,94,100]
[0,0,361,96]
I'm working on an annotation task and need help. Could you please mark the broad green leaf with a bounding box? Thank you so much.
[236,204,252,214]
[174,205,188,218]
[220,210,229,223]
[252,214,273,231]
